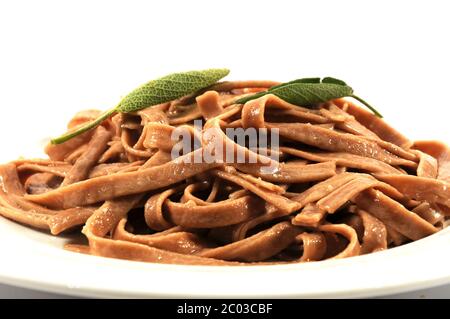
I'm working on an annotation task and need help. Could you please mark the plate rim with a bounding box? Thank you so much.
[0,218,449,298]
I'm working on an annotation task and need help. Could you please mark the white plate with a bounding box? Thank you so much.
[0,216,449,298]
[0,110,450,299]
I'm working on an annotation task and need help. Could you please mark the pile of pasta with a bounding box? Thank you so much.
[0,80,449,265]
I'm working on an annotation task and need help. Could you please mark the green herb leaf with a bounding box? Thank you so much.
[265,77,321,92]
[51,108,117,145]
[271,77,321,89]
[322,77,347,86]
[236,77,352,105]
[51,68,230,144]
[116,68,230,113]
[236,77,382,118]
[266,82,353,106]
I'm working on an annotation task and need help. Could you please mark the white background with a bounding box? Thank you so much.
[0,0,449,298]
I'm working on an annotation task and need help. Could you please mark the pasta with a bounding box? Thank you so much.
[0,80,449,265]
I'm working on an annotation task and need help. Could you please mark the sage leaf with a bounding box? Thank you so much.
[116,68,230,113]
[236,77,352,105]
[236,77,382,118]
[271,77,321,89]
[322,77,347,86]
[51,68,230,144]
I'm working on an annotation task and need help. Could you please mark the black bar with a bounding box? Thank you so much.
[0,299,446,317]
